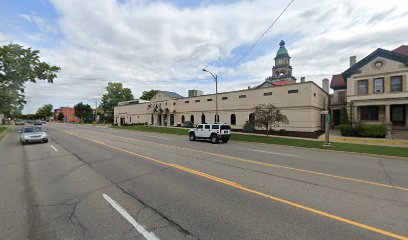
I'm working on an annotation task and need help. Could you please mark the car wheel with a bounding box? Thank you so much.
[189,133,196,141]
[222,138,229,143]
[210,134,218,144]
[43,139,48,143]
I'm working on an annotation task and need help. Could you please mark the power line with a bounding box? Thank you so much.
[220,0,295,77]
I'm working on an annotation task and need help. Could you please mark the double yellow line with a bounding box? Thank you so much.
[81,127,408,192]
[53,127,407,240]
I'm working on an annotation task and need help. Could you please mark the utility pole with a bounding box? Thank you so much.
[202,69,218,122]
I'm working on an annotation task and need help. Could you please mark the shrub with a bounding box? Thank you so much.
[339,124,353,136]
[243,120,255,133]
[278,129,287,135]
[362,124,387,138]
[340,107,349,125]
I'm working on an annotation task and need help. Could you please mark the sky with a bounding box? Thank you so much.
[1,0,407,114]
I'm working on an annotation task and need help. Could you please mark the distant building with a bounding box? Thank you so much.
[188,90,203,97]
[114,41,329,137]
[54,107,79,122]
[329,45,408,128]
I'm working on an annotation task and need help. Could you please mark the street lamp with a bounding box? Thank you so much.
[202,69,218,123]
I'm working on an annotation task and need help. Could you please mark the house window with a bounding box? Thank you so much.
[129,116,131,123]
[201,114,206,124]
[222,97,228,100]
[358,80,368,94]
[360,106,379,121]
[207,98,212,101]
[181,115,185,123]
[195,100,200,102]
[239,95,246,98]
[230,114,236,125]
[373,78,384,93]
[263,92,272,96]
[185,101,189,103]
[190,115,194,124]
[288,90,298,94]
[338,91,346,103]
[391,76,402,92]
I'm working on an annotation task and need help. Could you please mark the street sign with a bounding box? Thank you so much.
[321,111,329,115]
[327,114,331,123]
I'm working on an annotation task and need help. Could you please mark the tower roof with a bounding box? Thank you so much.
[275,40,289,58]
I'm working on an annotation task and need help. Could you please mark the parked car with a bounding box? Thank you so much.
[189,123,231,144]
[15,120,25,125]
[33,120,42,125]
[19,126,48,145]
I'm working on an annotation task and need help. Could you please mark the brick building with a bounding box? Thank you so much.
[54,107,79,122]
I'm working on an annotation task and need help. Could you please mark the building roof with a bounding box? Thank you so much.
[162,91,184,99]
[393,45,408,56]
[330,74,346,90]
[272,80,295,86]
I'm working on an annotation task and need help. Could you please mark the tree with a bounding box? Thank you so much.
[253,104,289,136]
[74,102,93,123]
[57,112,64,122]
[36,104,53,120]
[340,106,349,125]
[0,44,60,117]
[100,82,133,123]
[140,89,158,101]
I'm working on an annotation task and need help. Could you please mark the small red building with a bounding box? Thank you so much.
[54,107,79,122]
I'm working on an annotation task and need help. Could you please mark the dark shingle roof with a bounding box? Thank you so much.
[393,45,408,56]
[330,74,346,90]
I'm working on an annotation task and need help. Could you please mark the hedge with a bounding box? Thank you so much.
[339,124,387,138]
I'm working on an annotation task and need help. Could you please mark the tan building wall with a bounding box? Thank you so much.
[114,82,328,132]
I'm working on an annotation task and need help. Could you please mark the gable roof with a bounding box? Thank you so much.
[161,91,184,99]
[342,48,408,78]
[330,74,346,90]
[393,45,408,56]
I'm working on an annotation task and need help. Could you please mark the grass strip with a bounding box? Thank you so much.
[113,125,408,158]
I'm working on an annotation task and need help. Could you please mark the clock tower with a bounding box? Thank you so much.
[267,40,296,83]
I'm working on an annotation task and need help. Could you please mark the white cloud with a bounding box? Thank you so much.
[21,0,408,113]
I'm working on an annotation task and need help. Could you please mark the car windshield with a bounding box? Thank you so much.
[23,127,43,133]
[220,125,231,130]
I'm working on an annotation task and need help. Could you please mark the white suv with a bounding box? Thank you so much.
[189,123,231,144]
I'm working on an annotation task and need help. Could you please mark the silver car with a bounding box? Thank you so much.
[20,126,48,145]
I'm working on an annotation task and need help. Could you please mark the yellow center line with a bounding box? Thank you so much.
[77,127,408,192]
[53,127,408,240]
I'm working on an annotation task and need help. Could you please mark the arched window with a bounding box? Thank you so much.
[249,113,255,123]
[190,115,194,124]
[181,115,185,123]
[151,115,154,125]
[201,113,206,124]
[231,114,236,125]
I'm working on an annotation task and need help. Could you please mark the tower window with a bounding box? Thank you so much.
[239,95,246,99]
[263,92,272,96]
[288,90,298,94]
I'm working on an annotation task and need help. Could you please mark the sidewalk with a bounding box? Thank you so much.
[318,130,408,147]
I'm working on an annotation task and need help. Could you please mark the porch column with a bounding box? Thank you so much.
[384,105,392,139]
[352,106,358,124]
[385,105,391,124]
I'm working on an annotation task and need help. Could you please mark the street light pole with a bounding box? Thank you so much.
[203,69,218,122]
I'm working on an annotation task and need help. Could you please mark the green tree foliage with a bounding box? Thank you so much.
[57,112,64,122]
[340,106,349,125]
[140,89,158,100]
[253,104,289,136]
[100,82,133,123]
[0,44,60,117]
[74,102,93,123]
[36,104,53,120]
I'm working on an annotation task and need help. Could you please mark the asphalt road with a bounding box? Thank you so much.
[0,123,407,240]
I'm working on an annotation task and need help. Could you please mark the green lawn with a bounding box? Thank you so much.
[113,125,408,158]
[0,127,8,134]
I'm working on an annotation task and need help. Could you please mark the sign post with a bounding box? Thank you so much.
[323,98,331,147]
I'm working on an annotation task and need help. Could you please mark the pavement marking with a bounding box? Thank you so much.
[54,128,408,240]
[50,145,58,152]
[76,128,408,192]
[250,149,297,157]
[103,194,160,240]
